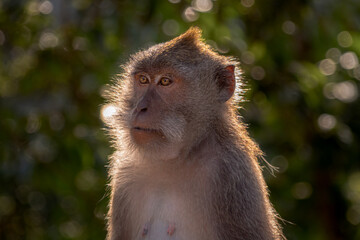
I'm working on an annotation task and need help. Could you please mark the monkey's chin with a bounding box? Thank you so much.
[130,127,165,146]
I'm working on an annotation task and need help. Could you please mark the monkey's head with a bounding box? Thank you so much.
[108,27,242,160]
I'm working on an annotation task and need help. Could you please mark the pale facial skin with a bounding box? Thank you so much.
[127,68,189,160]
[131,72,179,144]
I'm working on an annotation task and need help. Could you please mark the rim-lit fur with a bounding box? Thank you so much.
[104,27,285,240]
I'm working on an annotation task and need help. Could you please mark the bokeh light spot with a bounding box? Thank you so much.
[28,135,55,163]
[337,124,353,144]
[340,52,359,70]
[282,21,296,35]
[241,0,255,8]
[326,48,341,63]
[39,32,59,49]
[183,7,199,22]
[49,112,65,131]
[26,114,41,134]
[59,221,83,238]
[347,206,360,225]
[292,182,312,199]
[332,81,358,103]
[319,58,336,76]
[251,66,266,80]
[27,2,39,15]
[192,0,213,12]
[73,124,89,138]
[100,104,117,123]
[72,37,87,51]
[318,113,336,131]
[241,51,255,65]
[162,19,180,36]
[39,1,53,15]
[346,172,360,202]
[323,81,358,103]
[168,0,181,3]
[323,83,335,99]
[337,31,353,48]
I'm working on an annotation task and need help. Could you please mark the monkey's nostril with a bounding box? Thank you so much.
[136,105,147,113]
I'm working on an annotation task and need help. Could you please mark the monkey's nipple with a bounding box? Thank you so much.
[167,223,176,236]
[142,223,149,237]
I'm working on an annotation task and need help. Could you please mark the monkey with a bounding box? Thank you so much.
[104,27,284,240]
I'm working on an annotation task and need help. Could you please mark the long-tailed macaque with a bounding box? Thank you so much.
[105,27,284,240]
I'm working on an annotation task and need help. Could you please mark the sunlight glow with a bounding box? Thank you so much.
[100,104,117,123]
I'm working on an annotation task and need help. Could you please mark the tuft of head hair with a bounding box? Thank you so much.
[164,26,203,49]
[157,26,220,64]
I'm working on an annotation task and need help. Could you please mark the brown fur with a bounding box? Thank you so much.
[104,27,284,240]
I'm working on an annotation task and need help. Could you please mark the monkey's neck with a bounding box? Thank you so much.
[178,127,218,162]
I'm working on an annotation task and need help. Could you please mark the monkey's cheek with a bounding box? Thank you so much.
[130,128,163,146]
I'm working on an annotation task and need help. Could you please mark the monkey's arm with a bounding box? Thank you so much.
[213,155,280,240]
[107,181,132,240]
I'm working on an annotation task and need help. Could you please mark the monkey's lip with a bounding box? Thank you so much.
[131,127,163,144]
[132,126,161,133]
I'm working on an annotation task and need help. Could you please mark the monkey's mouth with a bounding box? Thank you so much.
[134,127,157,132]
[131,126,163,144]
[133,127,160,133]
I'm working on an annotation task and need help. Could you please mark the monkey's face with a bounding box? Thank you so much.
[127,68,189,157]
[110,28,239,160]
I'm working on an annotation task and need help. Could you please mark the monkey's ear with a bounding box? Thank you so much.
[218,65,236,102]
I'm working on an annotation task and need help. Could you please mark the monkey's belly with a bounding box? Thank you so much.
[132,192,207,240]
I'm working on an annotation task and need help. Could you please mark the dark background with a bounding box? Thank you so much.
[1,0,360,239]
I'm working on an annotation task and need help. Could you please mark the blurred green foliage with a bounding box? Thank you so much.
[1,0,360,239]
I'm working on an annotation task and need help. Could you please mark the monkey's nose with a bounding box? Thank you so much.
[137,106,147,113]
[136,99,148,112]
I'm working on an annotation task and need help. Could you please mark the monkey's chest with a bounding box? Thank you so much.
[130,191,206,240]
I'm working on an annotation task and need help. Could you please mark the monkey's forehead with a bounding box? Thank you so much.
[127,47,232,75]
[130,65,182,78]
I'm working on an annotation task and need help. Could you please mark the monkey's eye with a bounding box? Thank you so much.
[139,75,149,84]
[159,77,172,86]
